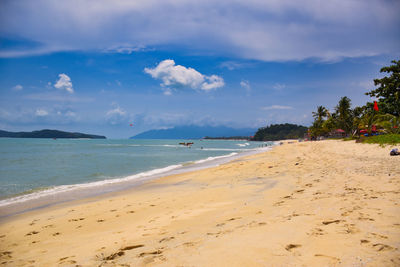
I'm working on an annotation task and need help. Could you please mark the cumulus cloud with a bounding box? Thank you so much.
[2,0,398,61]
[261,105,294,110]
[105,104,127,125]
[35,108,48,116]
[13,84,23,91]
[144,59,224,92]
[54,74,74,93]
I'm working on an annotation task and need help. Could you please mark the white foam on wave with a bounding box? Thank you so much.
[0,143,274,209]
[98,144,181,148]
[193,152,238,164]
[0,164,182,208]
[237,142,250,147]
[198,148,251,151]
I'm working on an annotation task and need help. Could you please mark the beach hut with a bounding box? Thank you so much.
[330,129,346,138]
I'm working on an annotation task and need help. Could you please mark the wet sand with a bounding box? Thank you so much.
[0,140,399,266]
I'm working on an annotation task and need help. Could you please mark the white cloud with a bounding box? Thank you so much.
[0,0,399,61]
[13,84,23,91]
[35,108,48,116]
[273,83,286,91]
[202,75,225,91]
[54,74,74,93]
[240,80,251,92]
[65,111,76,117]
[24,93,93,103]
[105,104,127,125]
[220,61,244,70]
[144,59,224,92]
[106,106,126,117]
[103,44,147,54]
[261,105,294,110]
[162,88,173,96]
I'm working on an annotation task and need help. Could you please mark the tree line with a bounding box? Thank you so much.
[309,60,399,138]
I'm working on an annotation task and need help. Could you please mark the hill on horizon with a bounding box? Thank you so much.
[0,129,106,139]
[130,125,257,139]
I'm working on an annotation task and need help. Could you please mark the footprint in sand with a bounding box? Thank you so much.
[99,245,145,262]
[322,220,342,225]
[314,254,340,262]
[285,244,301,251]
[308,228,325,236]
[25,231,39,236]
[372,243,395,252]
[274,200,285,206]
[69,218,85,222]
[97,219,105,223]
[159,237,175,243]
[0,251,13,259]
[226,217,242,221]
[138,249,163,258]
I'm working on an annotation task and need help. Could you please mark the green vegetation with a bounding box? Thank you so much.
[203,136,250,140]
[252,123,307,141]
[366,60,400,116]
[362,134,400,146]
[308,59,399,145]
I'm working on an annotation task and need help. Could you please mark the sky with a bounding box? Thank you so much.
[0,0,399,138]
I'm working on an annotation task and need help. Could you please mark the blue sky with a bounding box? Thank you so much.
[0,0,399,138]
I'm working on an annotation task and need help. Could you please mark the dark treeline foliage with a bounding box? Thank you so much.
[252,123,308,141]
[0,129,106,139]
[203,136,250,140]
[366,60,400,116]
[309,60,400,138]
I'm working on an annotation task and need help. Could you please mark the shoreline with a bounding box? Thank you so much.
[0,144,274,219]
[0,140,398,266]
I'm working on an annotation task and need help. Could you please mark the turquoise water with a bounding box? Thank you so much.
[0,138,271,207]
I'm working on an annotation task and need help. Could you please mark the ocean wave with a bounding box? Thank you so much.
[236,142,250,147]
[197,148,252,151]
[97,144,181,148]
[0,145,272,209]
[193,152,238,164]
[0,164,183,208]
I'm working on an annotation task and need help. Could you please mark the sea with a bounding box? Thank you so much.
[0,138,273,217]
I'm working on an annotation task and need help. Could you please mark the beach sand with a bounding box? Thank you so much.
[0,140,399,266]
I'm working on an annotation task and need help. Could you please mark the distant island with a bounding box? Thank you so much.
[252,123,307,141]
[0,129,106,139]
[131,125,257,139]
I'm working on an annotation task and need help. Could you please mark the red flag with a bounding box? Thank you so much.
[373,101,379,111]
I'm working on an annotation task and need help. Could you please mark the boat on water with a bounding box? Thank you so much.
[179,142,194,147]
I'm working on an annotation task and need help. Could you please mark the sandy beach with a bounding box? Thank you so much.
[0,140,399,266]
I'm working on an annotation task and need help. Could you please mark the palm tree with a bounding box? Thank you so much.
[376,114,400,134]
[358,112,380,135]
[335,96,353,134]
[312,106,329,121]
